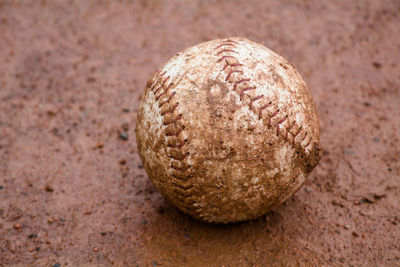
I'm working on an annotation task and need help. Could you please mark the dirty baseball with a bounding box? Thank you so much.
[136,37,320,223]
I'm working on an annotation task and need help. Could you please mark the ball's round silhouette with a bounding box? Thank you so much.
[136,37,320,223]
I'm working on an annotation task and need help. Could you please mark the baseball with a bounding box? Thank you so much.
[136,37,320,223]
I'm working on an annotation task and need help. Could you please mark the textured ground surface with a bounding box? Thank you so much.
[0,1,399,266]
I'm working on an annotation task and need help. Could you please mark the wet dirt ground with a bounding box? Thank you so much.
[0,1,399,266]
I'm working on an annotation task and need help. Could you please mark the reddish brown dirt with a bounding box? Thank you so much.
[0,1,399,266]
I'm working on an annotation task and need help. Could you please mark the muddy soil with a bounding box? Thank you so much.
[0,1,399,266]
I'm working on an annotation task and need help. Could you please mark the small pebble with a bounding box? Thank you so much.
[28,233,37,239]
[45,185,54,192]
[119,159,126,165]
[0,185,3,189]
[121,123,129,131]
[93,247,99,252]
[122,108,130,113]
[374,193,386,199]
[53,263,61,267]
[84,210,92,215]
[48,218,54,224]
[119,132,128,140]
[331,200,344,207]
[87,77,96,83]
[13,223,22,230]
[372,62,382,69]
[344,224,351,230]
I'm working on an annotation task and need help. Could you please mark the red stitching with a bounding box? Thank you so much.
[258,102,271,119]
[223,63,242,71]
[224,39,239,44]
[159,92,176,108]
[214,40,313,157]
[171,180,193,190]
[304,139,312,149]
[217,55,236,63]
[250,95,263,109]
[217,49,237,55]
[239,86,256,100]
[277,116,287,135]
[226,70,243,81]
[285,122,295,141]
[233,78,250,90]
[153,85,163,95]
[170,164,191,172]
[168,139,187,149]
[151,70,196,208]
[163,114,182,126]
[166,127,183,137]
[287,122,295,132]
[216,43,236,49]
[268,109,280,126]
[154,76,169,95]
[300,132,308,143]
[147,80,154,89]
[162,76,170,86]
[170,152,189,161]
[161,102,179,115]
[155,83,173,101]
[270,110,279,118]
[174,187,196,197]
[292,126,302,145]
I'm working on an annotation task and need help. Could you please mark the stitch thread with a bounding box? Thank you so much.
[276,116,287,135]
[161,102,179,115]
[234,78,250,90]
[240,86,256,100]
[216,42,237,49]
[223,62,242,71]
[171,179,194,190]
[156,83,173,100]
[170,152,189,161]
[217,55,236,63]
[159,92,176,108]
[170,164,191,172]
[226,70,243,81]
[217,49,238,55]
[215,38,314,156]
[292,126,302,145]
[258,102,271,119]
[166,127,183,137]
[168,139,187,149]
[249,95,263,109]
[163,114,182,126]
[223,39,239,44]
[150,70,199,215]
